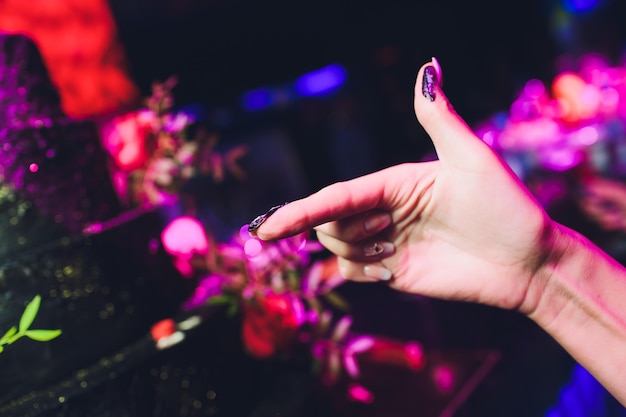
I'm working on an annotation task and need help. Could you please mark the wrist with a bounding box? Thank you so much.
[522,220,626,329]
[518,219,571,318]
[520,220,626,405]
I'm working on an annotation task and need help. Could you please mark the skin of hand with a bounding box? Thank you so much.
[254,62,555,314]
[579,177,626,233]
[253,61,626,405]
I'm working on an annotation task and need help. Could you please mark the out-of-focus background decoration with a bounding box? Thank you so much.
[2,0,626,416]
[0,0,139,117]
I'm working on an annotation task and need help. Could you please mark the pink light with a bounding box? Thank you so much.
[347,336,376,354]
[523,79,546,99]
[148,238,159,254]
[239,224,252,241]
[433,365,455,393]
[244,238,263,257]
[600,87,619,113]
[574,126,599,146]
[540,147,582,171]
[509,99,530,120]
[291,296,305,326]
[173,256,193,277]
[404,342,425,370]
[482,131,496,147]
[347,383,374,404]
[28,163,38,172]
[344,336,375,378]
[161,216,209,256]
[344,353,360,378]
[579,85,601,118]
[183,275,226,310]
[100,112,150,170]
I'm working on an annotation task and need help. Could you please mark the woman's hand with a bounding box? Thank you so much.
[252,59,555,313]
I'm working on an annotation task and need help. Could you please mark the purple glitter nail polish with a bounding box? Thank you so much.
[422,65,438,102]
[247,202,288,234]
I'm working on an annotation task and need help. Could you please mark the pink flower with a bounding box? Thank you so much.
[99,111,152,170]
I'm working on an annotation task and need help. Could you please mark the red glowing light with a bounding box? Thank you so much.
[150,318,176,341]
[0,0,139,117]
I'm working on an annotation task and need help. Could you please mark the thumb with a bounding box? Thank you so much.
[414,58,494,169]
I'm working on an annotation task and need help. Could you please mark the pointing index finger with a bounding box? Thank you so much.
[253,170,391,241]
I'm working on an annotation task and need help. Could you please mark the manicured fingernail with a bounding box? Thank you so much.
[364,212,392,233]
[363,241,395,257]
[431,56,443,86]
[247,202,288,234]
[422,65,438,102]
[363,264,392,281]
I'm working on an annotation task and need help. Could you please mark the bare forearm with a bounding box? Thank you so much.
[525,222,626,405]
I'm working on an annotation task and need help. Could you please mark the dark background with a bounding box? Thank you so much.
[109,0,624,109]
[108,0,626,188]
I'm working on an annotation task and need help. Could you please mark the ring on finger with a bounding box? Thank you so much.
[363,241,394,257]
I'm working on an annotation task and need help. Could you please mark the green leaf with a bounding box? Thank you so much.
[323,292,351,311]
[19,295,41,333]
[6,333,22,345]
[226,302,239,317]
[287,270,299,291]
[207,295,233,306]
[24,329,62,342]
[0,326,17,345]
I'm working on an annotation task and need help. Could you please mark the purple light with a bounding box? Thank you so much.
[562,0,601,13]
[523,79,546,99]
[242,88,274,111]
[545,365,607,417]
[295,64,347,96]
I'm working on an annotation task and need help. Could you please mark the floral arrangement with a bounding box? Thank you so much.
[99,76,247,208]
[159,216,425,400]
[99,78,425,404]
